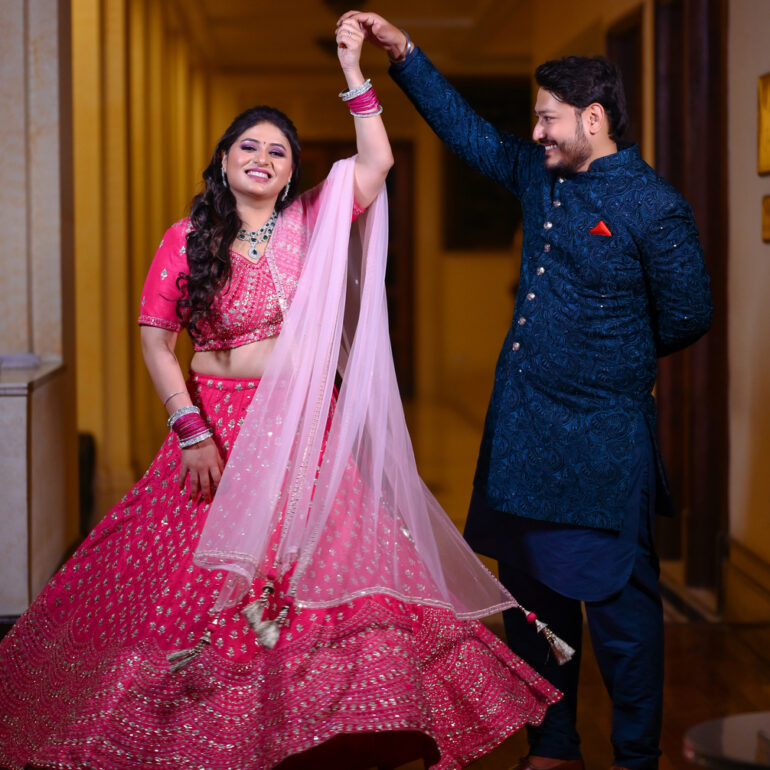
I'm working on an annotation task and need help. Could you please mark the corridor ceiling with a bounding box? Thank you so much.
[173,0,532,74]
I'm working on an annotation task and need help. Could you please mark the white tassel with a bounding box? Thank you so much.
[540,625,575,665]
[518,605,575,665]
[255,604,291,649]
[166,628,212,673]
[241,577,275,633]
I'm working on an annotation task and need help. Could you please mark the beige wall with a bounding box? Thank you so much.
[0,0,78,612]
[724,0,770,620]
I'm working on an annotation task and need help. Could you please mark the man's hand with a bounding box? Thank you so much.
[336,11,410,61]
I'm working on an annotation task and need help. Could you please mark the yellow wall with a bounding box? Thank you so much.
[724,0,770,620]
[72,0,207,512]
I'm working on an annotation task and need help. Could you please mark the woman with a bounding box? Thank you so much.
[0,20,559,770]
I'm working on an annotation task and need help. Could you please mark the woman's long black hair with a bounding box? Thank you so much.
[177,106,302,342]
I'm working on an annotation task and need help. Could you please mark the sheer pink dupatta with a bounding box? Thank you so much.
[194,157,516,620]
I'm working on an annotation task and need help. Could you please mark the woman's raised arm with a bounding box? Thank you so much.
[335,17,394,208]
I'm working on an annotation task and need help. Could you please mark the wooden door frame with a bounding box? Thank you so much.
[654,0,729,595]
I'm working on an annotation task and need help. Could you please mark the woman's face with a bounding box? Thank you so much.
[222,121,294,205]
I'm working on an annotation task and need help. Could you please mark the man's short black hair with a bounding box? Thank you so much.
[535,56,628,141]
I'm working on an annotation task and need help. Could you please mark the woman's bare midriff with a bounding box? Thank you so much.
[191,335,278,379]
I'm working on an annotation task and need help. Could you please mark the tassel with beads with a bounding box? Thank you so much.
[166,628,212,673]
[539,623,575,665]
[255,597,294,649]
[241,572,276,631]
[519,605,575,665]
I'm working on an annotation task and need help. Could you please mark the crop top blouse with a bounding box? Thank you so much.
[137,182,365,351]
[138,183,363,351]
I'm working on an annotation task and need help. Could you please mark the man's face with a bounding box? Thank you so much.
[532,88,593,175]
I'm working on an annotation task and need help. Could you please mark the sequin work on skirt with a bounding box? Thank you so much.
[0,373,559,770]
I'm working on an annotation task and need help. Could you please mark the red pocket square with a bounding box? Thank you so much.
[590,220,612,236]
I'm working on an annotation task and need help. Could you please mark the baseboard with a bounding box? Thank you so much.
[659,559,721,622]
[723,539,770,622]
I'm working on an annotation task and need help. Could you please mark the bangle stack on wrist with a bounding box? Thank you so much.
[339,78,383,117]
[167,405,213,448]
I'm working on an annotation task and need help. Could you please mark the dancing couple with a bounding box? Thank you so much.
[0,9,711,770]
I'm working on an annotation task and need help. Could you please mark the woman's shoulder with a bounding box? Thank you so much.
[164,216,193,240]
[154,217,194,258]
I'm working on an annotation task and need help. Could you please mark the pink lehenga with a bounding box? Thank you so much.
[0,159,559,770]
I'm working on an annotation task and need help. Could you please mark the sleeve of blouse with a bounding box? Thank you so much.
[137,220,189,332]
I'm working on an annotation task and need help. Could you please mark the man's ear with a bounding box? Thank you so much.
[584,102,607,136]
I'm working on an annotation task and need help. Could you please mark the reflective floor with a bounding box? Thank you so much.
[404,399,770,770]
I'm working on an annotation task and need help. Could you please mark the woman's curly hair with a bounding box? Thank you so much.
[177,106,302,342]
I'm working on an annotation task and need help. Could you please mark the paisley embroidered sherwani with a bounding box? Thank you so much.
[390,47,713,769]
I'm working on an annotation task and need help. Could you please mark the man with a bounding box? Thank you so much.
[339,10,713,770]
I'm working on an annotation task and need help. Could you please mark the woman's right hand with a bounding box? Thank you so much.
[335,16,364,71]
[337,11,410,61]
[178,437,225,503]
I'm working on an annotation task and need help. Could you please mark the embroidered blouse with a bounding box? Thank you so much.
[138,185,365,351]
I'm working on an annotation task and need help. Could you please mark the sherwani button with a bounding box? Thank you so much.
[527,292,536,301]
[512,342,521,351]
[544,244,551,252]
[544,221,553,229]
[553,200,562,207]
[518,317,527,326]
[537,266,546,275]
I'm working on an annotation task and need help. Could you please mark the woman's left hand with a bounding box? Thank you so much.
[336,17,363,70]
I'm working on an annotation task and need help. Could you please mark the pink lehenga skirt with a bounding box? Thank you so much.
[0,372,559,770]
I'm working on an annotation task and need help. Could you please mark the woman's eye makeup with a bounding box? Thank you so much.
[239,142,286,157]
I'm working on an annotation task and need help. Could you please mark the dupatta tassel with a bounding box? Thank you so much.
[539,624,575,665]
[166,628,212,673]
[519,606,575,665]
[255,599,293,649]
[241,573,276,631]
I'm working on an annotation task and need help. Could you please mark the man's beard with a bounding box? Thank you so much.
[544,122,592,176]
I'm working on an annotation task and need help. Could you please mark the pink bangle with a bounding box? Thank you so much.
[339,79,383,117]
[167,405,213,448]
[347,89,381,116]
[172,413,207,439]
